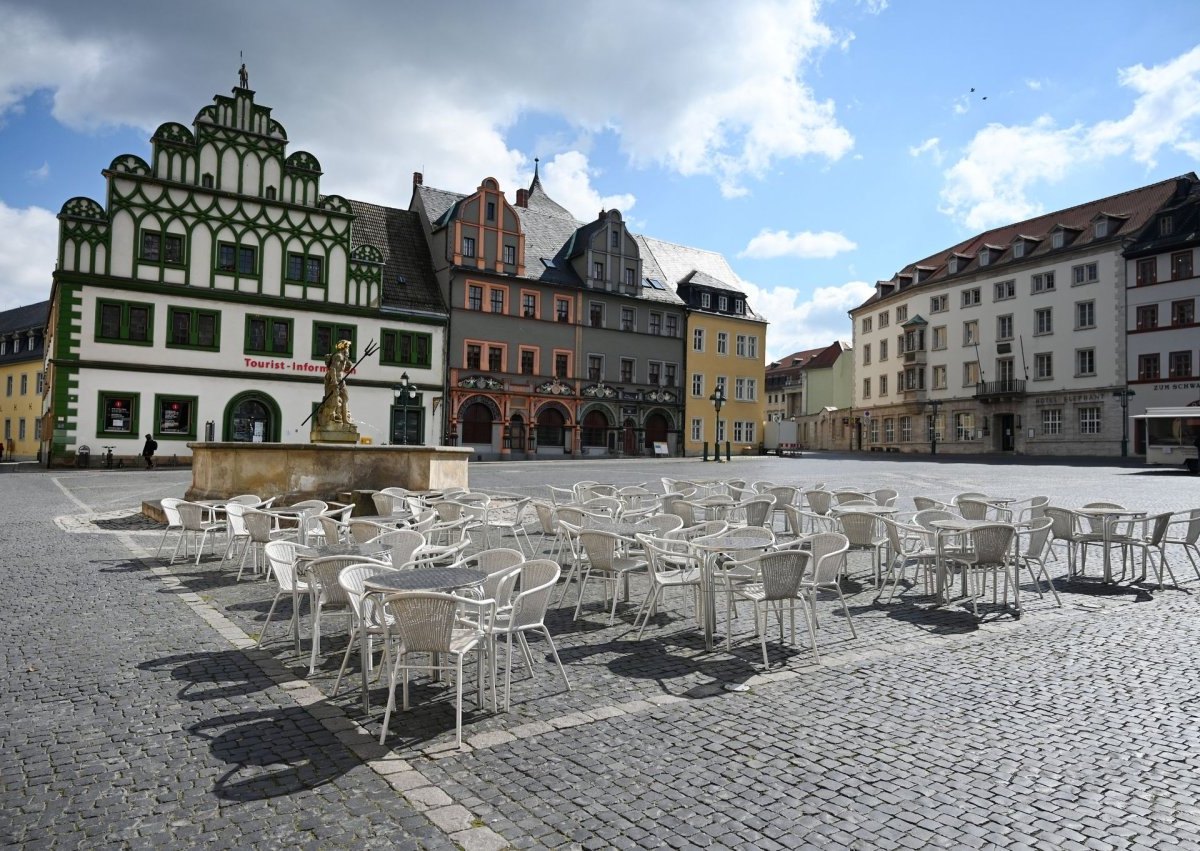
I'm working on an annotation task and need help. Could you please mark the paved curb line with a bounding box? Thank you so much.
[109,527,513,851]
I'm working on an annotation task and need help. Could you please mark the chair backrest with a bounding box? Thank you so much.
[957,498,991,521]
[338,560,397,624]
[317,513,348,545]
[381,486,410,499]
[582,496,621,517]
[805,532,850,584]
[407,537,470,568]
[573,481,600,501]
[1022,496,1050,521]
[301,555,375,608]
[871,488,899,508]
[753,550,809,601]
[176,501,213,531]
[371,492,397,516]
[1175,508,1200,544]
[912,496,950,512]
[509,560,561,629]
[228,494,262,506]
[291,499,328,512]
[161,497,185,528]
[838,511,881,547]
[766,485,799,508]
[913,509,957,532]
[968,524,1015,565]
[375,528,426,566]
[243,507,278,543]
[741,496,776,528]
[668,520,729,541]
[1083,501,1124,509]
[468,547,525,575]
[633,514,684,537]
[668,500,700,526]
[408,510,437,534]
[1080,502,1124,534]
[264,540,316,592]
[1019,516,1054,559]
[383,591,459,653]
[1044,507,1078,541]
[784,505,837,534]
[834,490,872,505]
[953,492,987,506]
[1143,512,1173,546]
[225,502,249,537]
[434,501,466,522]
[805,489,833,515]
[546,485,576,506]
[578,529,623,570]
[531,501,558,534]
[348,519,390,544]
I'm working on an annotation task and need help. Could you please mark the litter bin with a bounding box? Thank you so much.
[76,445,91,468]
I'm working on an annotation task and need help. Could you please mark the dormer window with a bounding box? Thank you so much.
[1160,216,1174,237]
[948,255,965,274]
[1094,218,1109,238]
[1012,241,1025,259]
[718,295,728,311]
[1051,230,1064,249]
[701,292,711,308]
[978,248,991,267]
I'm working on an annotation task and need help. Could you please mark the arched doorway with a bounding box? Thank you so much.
[623,418,637,455]
[224,392,281,442]
[536,407,566,448]
[509,413,526,452]
[644,411,669,449]
[461,402,493,444]
[580,409,609,449]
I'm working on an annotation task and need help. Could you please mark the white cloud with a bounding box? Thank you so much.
[26,161,49,181]
[540,151,636,221]
[0,200,56,310]
[939,45,1200,229]
[739,228,856,260]
[857,0,889,14]
[1025,78,1044,91]
[0,0,853,204]
[742,279,873,361]
[908,137,944,165]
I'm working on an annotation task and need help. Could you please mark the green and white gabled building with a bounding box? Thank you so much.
[43,82,447,466]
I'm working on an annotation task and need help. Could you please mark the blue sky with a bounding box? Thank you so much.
[2,0,1199,361]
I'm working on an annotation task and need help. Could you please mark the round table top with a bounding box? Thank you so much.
[1074,507,1145,516]
[832,504,897,515]
[365,567,486,593]
[299,542,389,560]
[691,532,775,551]
[350,515,407,525]
[929,518,994,531]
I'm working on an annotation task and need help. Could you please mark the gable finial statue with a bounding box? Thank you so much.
[238,62,249,89]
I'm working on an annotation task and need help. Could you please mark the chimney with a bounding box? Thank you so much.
[516,188,529,208]
[412,171,423,187]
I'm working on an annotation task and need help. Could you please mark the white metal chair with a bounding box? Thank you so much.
[798,532,855,642]
[259,540,316,654]
[490,559,571,711]
[298,555,364,676]
[331,559,396,711]
[725,549,817,667]
[573,529,648,625]
[1163,508,1200,581]
[157,497,186,560]
[379,591,494,747]
[175,501,225,565]
[633,535,703,639]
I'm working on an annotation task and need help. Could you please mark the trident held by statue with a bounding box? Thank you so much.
[300,338,379,428]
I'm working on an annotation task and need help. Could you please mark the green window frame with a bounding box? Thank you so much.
[286,252,326,284]
[217,241,259,276]
[381,329,432,368]
[154,394,198,441]
[97,391,140,437]
[245,314,293,356]
[95,299,154,346]
[167,306,221,350]
[140,229,184,265]
[312,321,357,361]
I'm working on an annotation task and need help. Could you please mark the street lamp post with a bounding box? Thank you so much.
[392,372,419,445]
[1112,387,1136,457]
[927,399,942,455]
[709,386,727,463]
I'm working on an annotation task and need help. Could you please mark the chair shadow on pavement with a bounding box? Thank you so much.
[96,558,154,574]
[139,650,277,703]
[189,706,360,801]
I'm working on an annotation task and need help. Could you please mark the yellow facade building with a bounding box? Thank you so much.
[0,301,48,461]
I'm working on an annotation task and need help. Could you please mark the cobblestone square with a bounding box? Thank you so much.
[3,455,1199,849]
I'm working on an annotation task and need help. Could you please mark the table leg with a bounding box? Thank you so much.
[702,553,716,652]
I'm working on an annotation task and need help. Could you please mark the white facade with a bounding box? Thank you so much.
[44,85,447,465]
[849,176,1190,456]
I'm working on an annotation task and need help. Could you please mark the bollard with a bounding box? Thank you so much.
[702,441,709,462]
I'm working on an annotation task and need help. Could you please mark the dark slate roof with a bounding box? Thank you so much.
[0,300,49,335]
[414,181,689,306]
[1124,178,1200,258]
[856,173,1197,311]
[346,199,446,316]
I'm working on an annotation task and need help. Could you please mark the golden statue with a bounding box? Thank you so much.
[318,340,352,426]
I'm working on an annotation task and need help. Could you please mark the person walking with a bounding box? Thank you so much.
[142,434,158,469]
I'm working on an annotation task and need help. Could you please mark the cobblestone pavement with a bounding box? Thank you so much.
[4,456,1200,849]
